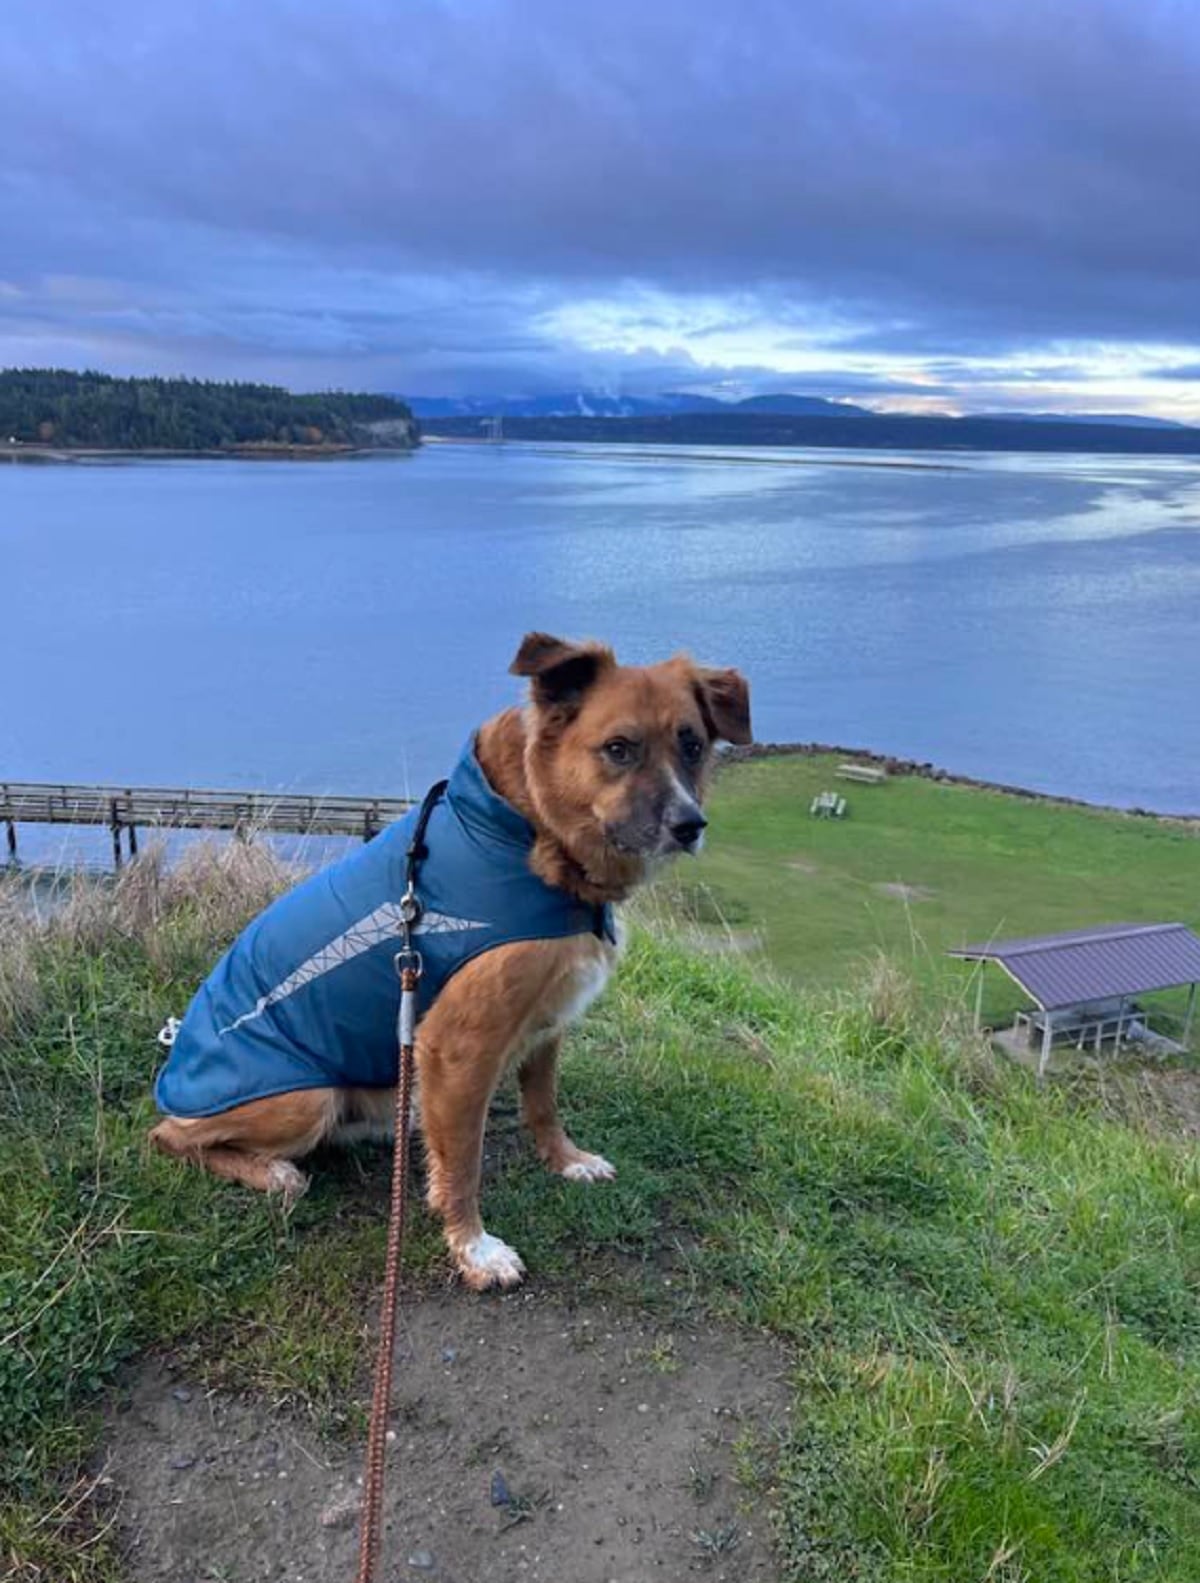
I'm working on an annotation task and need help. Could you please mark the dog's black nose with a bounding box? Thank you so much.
[670,814,708,849]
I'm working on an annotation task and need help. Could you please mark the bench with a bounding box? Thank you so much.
[836,763,887,785]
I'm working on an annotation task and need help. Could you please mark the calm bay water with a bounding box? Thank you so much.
[3,441,1200,839]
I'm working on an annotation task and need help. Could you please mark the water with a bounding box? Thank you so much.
[3,442,1200,850]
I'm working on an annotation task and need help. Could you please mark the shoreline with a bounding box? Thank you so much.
[6,745,1195,859]
[1,442,417,464]
[722,741,1200,827]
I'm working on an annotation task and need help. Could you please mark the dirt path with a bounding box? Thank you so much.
[102,1291,789,1583]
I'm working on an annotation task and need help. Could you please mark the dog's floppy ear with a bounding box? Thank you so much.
[692,665,753,745]
[510,632,615,710]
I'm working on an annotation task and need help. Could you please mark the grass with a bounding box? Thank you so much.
[3,772,1200,1581]
[662,753,1200,1027]
[0,846,449,1578]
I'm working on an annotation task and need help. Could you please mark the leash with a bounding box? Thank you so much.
[354,779,446,1583]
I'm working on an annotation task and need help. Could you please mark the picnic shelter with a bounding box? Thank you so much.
[948,921,1200,1075]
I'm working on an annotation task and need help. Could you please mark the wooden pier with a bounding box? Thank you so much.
[1,780,414,867]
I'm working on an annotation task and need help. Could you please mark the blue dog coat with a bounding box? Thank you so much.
[155,738,615,1118]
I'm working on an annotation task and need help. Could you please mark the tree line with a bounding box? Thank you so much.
[420,410,1200,455]
[0,369,417,450]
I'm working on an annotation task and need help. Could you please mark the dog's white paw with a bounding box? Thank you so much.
[456,1230,526,1291]
[266,1159,310,1204]
[561,1151,617,1183]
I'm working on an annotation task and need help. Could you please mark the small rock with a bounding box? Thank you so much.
[637,1403,649,1414]
[168,1453,196,1471]
[407,1550,435,1570]
[171,1386,192,1403]
[319,1489,361,1529]
[441,1346,458,1364]
[490,1470,511,1507]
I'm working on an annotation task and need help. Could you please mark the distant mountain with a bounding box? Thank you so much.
[408,390,1185,431]
[404,390,871,420]
[972,411,1187,430]
[405,391,720,418]
[733,394,872,417]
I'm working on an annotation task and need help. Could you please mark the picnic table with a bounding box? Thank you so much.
[810,791,847,819]
[1016,997,1146,1074]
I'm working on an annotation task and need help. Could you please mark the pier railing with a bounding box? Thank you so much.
[1,780,414,866]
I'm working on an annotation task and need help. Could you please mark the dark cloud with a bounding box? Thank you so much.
[1,0,1199,403]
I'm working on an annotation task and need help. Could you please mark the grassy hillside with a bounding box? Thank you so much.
[664,754,1200,1031]
[3,827,1199,1581]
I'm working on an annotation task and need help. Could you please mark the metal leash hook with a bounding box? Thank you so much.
[395,880,424,1058]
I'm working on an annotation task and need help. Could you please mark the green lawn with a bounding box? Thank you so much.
[3,804,1199,1581]
[662,754,1200,1031]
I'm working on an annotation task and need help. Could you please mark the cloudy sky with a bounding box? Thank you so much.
[3,0,1200,416]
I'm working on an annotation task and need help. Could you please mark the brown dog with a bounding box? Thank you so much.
[151,634,750,1289]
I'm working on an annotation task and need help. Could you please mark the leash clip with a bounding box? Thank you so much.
[393,947,424,982]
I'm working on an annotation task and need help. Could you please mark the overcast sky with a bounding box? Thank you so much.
[3,0,1200,416]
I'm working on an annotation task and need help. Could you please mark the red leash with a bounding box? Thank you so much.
[354,779,444,1582]
[353,963,418,1583]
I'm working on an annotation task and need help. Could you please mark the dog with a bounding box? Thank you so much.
[150,633,751,1290]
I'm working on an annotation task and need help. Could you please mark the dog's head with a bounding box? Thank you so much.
[510,632,751,870]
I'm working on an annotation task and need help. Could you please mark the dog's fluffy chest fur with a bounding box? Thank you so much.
[513,925,623,1058]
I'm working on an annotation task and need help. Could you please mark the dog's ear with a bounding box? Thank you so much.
[692,665,753,745]
[510,632,615,711]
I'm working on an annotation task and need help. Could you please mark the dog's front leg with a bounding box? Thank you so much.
[418,1028,525,1291]
[415,937,614,1290]
[519,1035,616,1183]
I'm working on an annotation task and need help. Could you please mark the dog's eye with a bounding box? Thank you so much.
[603,738,635,766]
[680,733,704,765]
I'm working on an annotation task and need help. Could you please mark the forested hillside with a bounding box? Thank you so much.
[0,369,417,450]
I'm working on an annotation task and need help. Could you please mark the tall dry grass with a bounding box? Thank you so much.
[0,837,297,1042]
[0,881,41,1041]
